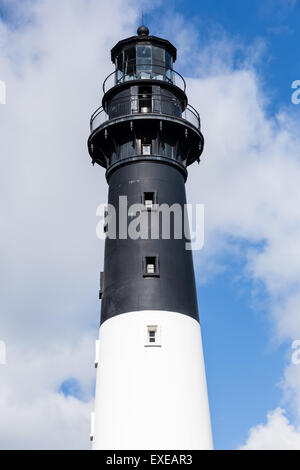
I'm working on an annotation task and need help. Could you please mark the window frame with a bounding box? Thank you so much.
[143,255,160,278]
[142,191,158,211]
[145,325,162,347]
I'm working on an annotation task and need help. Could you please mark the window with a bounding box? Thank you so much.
[153,46,164,64]
[137,45,152,79]
[137,45,151,62]
[148,326,157,343]
[143,191,156,211]
[116,53,123,83]
[136,137,152,155]
[152,46,165,80]
[145,325,161,347]
[143,255,159,277]
[165,51,173,82]
[124,47,136,78]
[147,260,155,274]
[142,144,151,155]
[141,137,152,155]
[139,86,152,113]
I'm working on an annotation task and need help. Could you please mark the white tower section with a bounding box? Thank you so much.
[92,310,213,450]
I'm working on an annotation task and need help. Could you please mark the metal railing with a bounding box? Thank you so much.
[90,94,200,132]
[102,62,186,94]
[90,106,107,131]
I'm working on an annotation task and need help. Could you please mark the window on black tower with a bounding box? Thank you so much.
[143,192,156,211]
[146,258,155,274]
[139,86,152,113]
[143,256,160,277]
[142,137,151,155]
[136,129,154,156]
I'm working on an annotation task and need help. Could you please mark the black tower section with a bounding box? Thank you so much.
[88,26,204,324]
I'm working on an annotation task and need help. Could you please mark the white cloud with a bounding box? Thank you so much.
[0,0,141,450]
[0,337,95,449]
[239,409,300,450]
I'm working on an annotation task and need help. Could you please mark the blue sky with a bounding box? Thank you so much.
[199,254,286,448]
[1,0,300,450]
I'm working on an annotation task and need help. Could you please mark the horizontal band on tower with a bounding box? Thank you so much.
[105,155,188,181]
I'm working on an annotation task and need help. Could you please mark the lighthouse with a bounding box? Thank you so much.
[88,25,213,450]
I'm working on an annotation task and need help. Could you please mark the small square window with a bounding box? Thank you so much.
[143,256,159,277]
[143,192,154,210]
[145,199,153,210]
[142,191,157,211]
[148,327,157,343]
[149,330,156,342]
[147,262,155,274]
[142,144,151,155]
[145,325,161,347]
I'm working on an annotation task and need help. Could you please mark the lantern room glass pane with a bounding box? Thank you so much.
[152,46,165,80]
[137,45,152,79]
[116,53,123,83]
[165,51,173,82]
[137,45,151,59]
[153,46,164,64]
[124,47,136,80]
[165,51,172,68]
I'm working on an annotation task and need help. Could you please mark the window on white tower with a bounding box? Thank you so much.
[145,325,161,347]
[148,327,156,343]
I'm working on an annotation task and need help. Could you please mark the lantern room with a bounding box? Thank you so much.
[110,25,177,87]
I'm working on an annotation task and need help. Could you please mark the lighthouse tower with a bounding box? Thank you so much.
[88,26,213,450]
